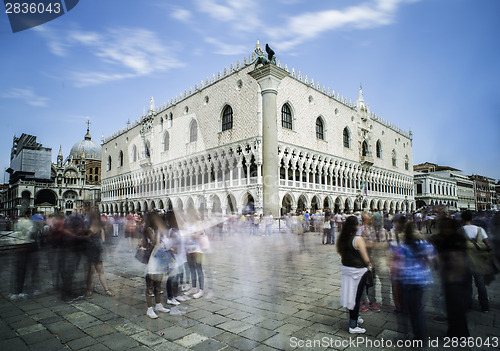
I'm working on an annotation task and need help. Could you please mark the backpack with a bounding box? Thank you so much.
[464,227,493,275]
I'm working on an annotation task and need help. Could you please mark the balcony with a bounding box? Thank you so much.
[140,157,152,168]
[360,154,374,166]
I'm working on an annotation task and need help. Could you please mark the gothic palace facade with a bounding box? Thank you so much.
[100,43,415,216]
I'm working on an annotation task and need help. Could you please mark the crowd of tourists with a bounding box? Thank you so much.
[5,207,500,342]
[334,208,499,345]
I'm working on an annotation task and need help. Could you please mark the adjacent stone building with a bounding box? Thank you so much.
[413,163,459,211]
[470,174,496,211]
[2,127,101,216]
[100,43,415,217]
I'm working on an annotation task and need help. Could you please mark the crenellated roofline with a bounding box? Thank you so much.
[104,43,412,143]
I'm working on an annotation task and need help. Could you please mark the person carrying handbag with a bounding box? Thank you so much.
[462,211,493,313]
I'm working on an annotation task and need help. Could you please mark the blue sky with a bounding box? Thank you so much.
[0,0,499,182]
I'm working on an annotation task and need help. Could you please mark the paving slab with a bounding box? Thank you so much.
[174,332,208,348]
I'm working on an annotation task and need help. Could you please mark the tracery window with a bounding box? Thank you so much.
[222,105,233,131]
[132,145,137,162]
[316,117,324,140]
[189,120,198,142]
[163,132,170,151]
[362,141,368,156]
[343,128,350,148]
[281,103,292,129]
[376,140,382,158]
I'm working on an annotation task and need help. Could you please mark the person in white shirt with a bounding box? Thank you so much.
[264,213,273,236]
[461,211,492,313]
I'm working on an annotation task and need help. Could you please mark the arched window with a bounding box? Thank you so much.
[392,149,397,167]
[163,132,170,151]
[189,120,198,142]
[362,141,368,156]
[343,127,350,148]
[107,156,112,171]
[145,141,151,158]
[316,117,324,140]
[405,155,409,170]
[132,145,137,162]
[281,103,292,129]
[376,140,382,158]
[119,151,124,167]
[222,105,233,131]
[168,112,173,128]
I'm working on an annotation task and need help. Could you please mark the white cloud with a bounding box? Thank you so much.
[37,26,184,87]
[171,8,192,23]
[195,0,261,32]
[269,0,418,51]
[0,87,49,107]
[33,26,70,56]
[204,37,248,56]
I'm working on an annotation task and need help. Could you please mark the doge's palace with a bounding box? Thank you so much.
[100,42,415,217]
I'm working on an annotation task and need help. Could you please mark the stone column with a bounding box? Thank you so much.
[249,65,289,217]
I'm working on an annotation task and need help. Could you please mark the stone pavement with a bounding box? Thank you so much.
[0,229,499,351]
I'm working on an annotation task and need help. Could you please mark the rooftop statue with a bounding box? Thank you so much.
[253,42,276,69]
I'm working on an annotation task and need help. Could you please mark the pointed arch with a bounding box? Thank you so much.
[343,127,350,148]
[297,194,308,212]
[315,117,324,140]
[376,140,382,158]
[222,105,233,131]
[241,192,255,214]
[281,103,293,130]
[163,132,170,151]
[132,144,137,162]
[119,150,124,167]
[281,193,295,215]
[189,119,198,142]
[225,193,237,214]
[362,140,369,157]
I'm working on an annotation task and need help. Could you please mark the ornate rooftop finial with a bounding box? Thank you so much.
[252,42,276,69]
[358,84,366,112]
[255,40,262,53]
[149,96,155,112]
[85,117,92,140]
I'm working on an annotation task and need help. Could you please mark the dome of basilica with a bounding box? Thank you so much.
[70,129,102,160]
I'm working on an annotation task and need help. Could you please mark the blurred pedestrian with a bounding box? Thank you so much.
[461,210,492,313]
[397,222,435,341]
[430,217,469,337]
[143,212,170,319]
[84,211,114,297]
[338,216,372,334]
